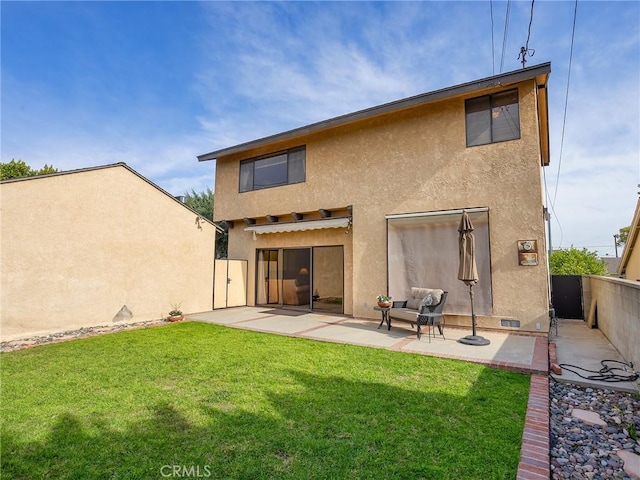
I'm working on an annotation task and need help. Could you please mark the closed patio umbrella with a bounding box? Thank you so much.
[457,210,490,346]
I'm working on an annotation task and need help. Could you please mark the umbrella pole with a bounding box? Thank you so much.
[458,283,491,346]
[470,284,476,337]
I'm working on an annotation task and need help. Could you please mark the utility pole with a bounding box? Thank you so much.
[613,234,619,258]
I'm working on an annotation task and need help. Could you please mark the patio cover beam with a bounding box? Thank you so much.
[386,207,489,221]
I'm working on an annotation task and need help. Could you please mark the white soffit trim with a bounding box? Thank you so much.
[244,217,350,234]
[386,207,488,220]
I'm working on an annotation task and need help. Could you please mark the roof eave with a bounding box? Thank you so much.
[617,199,640,275]
[0,162,219,230]
[537,81,551,167]
[198,62,552,162]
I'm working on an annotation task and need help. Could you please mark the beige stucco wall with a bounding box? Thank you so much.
[585,276,640,369]
[216,80,550,332]
[624,244,640,281]
[0,165,216,341]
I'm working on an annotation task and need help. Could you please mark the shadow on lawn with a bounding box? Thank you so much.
[2,403,204,480]
[1,365,527,480]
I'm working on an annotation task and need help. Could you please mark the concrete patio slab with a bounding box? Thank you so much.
[550,319,638,393]
[188,307,275,325]
[186,307,546,374]
[402,328,536,368]
[234,315,339,335]
[302,318,410,348]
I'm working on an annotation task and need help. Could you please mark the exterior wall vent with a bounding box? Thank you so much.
[501,319,521,328]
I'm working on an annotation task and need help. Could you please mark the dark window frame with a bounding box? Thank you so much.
[239,146,306,192]
[465,89,520,147]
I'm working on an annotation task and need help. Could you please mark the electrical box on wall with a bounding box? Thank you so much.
[518,240,539,266]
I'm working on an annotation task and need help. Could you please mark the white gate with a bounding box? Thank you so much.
[213,259,248,309]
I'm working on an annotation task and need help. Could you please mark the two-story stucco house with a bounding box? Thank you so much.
[198,63,552,333]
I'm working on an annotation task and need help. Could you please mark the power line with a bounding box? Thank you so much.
[518,0,536,68]
[546,0,578,251]
[552,0,578,208]
[490,0,496,75]
[524,0,535,49]
[499,0,511,73]
[544,167,564,248]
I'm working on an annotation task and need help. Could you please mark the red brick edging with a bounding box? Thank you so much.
[516,375,550,479]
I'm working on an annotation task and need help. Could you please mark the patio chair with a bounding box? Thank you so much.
[416,291,448,342]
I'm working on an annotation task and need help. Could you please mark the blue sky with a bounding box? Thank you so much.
[2,1,639,257]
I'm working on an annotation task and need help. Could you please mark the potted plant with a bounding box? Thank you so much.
[376,294,392,308]
[167,302,184,322]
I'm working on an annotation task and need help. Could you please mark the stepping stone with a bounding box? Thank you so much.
[571,408,606,426]
[618,450,640,479]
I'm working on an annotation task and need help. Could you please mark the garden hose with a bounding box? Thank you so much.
[558,359,639,383]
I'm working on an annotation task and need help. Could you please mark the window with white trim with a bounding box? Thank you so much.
[239,146,306,192]
[465,89,520,147]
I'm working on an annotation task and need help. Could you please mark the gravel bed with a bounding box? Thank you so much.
[550,379,640,480]
[0,319,169,352]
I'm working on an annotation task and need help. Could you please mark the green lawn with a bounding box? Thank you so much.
[1,322,529,479]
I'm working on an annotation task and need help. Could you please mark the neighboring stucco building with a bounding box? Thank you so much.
[0,163,217,341]
[618,199,640,281]
[198,63,552,333]
[601,257,621,277]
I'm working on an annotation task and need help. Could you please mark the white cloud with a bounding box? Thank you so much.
[196,3,456,148]
[3,0,638,253]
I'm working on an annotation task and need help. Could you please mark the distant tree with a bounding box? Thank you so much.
[37,164,58,176]
[549,247,608,276]
[616,226,630,247]
[1,159,32,179]
[184,188,228,259]
[184,188,213,221]
[0,159,58,180]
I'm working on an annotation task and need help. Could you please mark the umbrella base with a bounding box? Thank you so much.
[458,335,491,346]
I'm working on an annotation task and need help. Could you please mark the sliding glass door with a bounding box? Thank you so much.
[312,246,344,313]
[255,246,343,313]
[256,249,279,305]
[282,248,311,308]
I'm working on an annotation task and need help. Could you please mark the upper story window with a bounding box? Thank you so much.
[465,89,520,147]
[239,146,306,192]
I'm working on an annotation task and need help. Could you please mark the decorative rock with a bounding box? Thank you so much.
[572,408,607,426]
[0,319,170,352]
[550,380,640,480]
[618,450,640,479]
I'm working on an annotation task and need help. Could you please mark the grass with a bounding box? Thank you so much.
[1,322,530,479]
